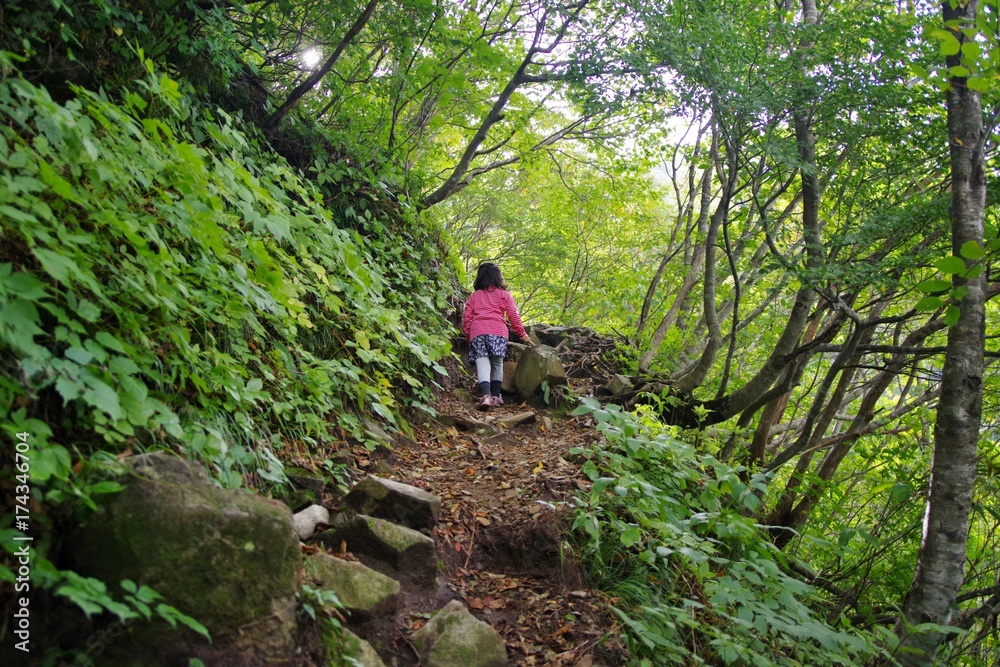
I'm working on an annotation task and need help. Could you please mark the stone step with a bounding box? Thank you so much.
[304,552,400,621]
[317,513,437,587]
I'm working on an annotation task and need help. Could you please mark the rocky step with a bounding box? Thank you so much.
[305,476,509,666]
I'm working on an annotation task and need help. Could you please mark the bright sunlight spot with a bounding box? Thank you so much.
[300,48,321,68]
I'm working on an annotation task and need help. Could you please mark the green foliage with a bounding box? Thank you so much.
[0,63,449,494]
[34,558,211,639]
[569,398,887,666]
[297,582,343,623]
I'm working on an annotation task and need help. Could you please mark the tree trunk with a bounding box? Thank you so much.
[895,1,987,662]
[265,0,381,135]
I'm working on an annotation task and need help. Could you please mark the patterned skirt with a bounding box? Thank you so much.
[468,334,508,363]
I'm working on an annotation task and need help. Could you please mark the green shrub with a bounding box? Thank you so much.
[569,398,890,666]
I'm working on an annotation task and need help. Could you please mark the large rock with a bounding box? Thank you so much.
[412,600,508,667]
[305,553,400,620]
[500,361,518,393]
[69,452,300,659]
[332,628,387,667]
[605,374,634,395]
[512,345,568,398]
[293,503,330,540]
[345,476,441,532]
[317,513,437,587]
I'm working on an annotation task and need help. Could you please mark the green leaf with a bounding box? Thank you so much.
[934,255,966,274]
[961,40,981,62]
[3,271,48,300]
[82,378,124,420]
[915,279,950,293]
[890,482,913,504]
[944,304,961,326]
[620,525,643,547]
[66,346,94,365]
[916,295,944,311]
[33,248,80,283]
[32,444,72,482]
[89,481,125,495]
[38,159,75,199]
[959,240,984,259]
[95,331,126,352]
[967,76,991,92]
[928,28,961,56]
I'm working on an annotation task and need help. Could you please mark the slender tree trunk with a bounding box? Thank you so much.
[265,0,381,134]
[640,159,714,371]
[895,1,987,662]
[673,134,737,392]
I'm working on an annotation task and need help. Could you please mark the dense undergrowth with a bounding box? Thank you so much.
[0,45,452,637]
[569,398,899,666]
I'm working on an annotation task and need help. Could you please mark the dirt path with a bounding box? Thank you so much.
[357,385,628,666]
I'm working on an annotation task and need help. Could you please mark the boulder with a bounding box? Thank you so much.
[304,553,400,620]
[286,466,326,495]
[345,476,441,532]
[293,503,330,540]
[512,345,567,398]
[317,514,437,587]
[500,361,518,393]
[605,374,634,395]
[284,466,326,511]
[412,600,508,667]
[69,452,300,660]
[336,628,387,667]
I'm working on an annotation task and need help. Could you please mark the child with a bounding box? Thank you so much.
[463,262,531,410]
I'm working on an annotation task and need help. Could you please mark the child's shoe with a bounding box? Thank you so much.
[491,395,504,407]
[478,395,492,411]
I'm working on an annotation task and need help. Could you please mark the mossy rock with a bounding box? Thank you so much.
[305,552,400,620]
[345,476,441,532]
[317,513,437,587]
[412,600,507,667]
[323,625,387,667]
[69,452,300,659]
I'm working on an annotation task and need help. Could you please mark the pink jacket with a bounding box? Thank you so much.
[463,287,528,341]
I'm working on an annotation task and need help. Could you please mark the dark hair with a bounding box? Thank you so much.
[474,262,506,290]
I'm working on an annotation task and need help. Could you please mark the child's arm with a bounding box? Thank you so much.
[504,293,529,342]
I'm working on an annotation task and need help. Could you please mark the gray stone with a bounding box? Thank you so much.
[605,374,634,395]
[512,345,568,398]
[412,600,508,667]
[305,553,400,620]
[363,418,394,446]
[293,503,330,540]
[286,466,326,494]
[341,628,387,667]
[323,626,387,667]
[496,411,536,429]
[500,361,518,393]
[317,513,437,586]
[345,476,441,531]
[69,452,300,659]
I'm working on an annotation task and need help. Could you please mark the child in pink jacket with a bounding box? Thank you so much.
[462,263,530,410]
